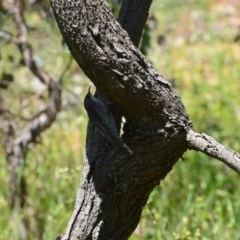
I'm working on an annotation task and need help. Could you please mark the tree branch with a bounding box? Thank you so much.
[118,0,153,46]
[1,2,63,238]
[1,0,62,224]
[187,129,240,173]
[9,0,52,85]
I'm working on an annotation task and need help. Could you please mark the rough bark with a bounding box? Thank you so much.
[187,130,240,172]
[51,0,190,129]
[51,1,190,239]
[50,0,240,239]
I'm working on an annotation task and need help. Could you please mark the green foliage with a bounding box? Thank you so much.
[0,0,240,239]
[140,24,152,55]
[107,0,121,15]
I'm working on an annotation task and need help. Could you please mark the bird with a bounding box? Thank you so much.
[84,87,132,154]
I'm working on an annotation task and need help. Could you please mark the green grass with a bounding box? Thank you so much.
[1,0,240,239]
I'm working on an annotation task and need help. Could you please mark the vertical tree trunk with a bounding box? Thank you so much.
[51,0,191,239]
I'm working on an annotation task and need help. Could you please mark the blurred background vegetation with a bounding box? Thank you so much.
[0,0,240,239]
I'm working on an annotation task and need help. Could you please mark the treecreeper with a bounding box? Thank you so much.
[84,87,132,155]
